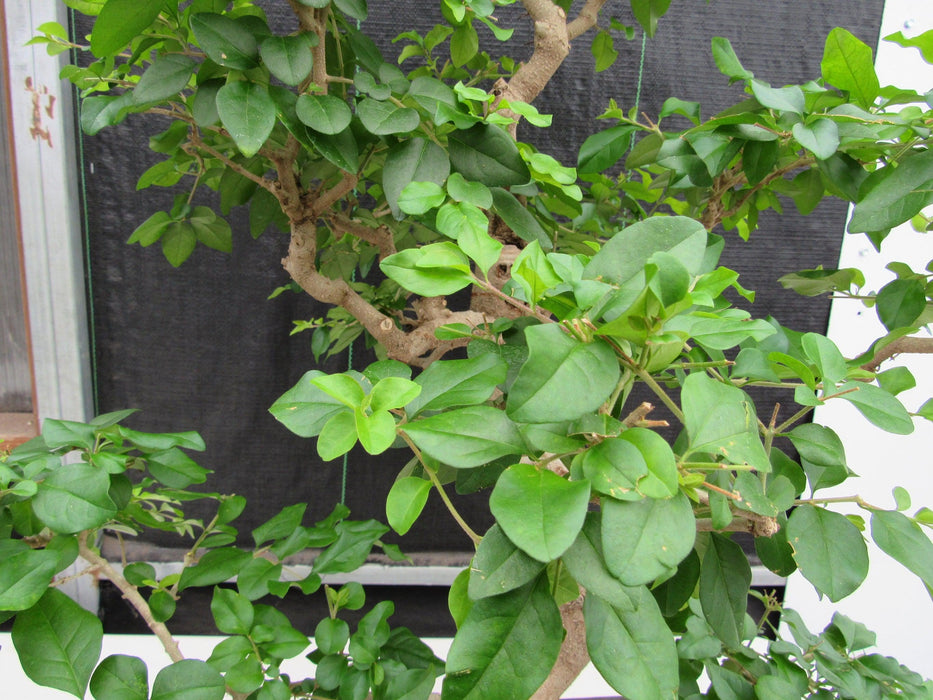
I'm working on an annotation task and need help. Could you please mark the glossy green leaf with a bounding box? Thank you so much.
[787,423,850,494]
[787,505,868,601]
[578,125,636,174]
[448,124,531,187]
[630,0,672,38]
[216,81,276,157]
[490,463,591,562]
[190,13,259,70]
[89,655,149,700]
[507,324,619,423]
[296,94,352,135]
[147,447,209,488]
[584,215,708,285]
[270,370,347,437]
[402,406,524,468]
[398,181,446,215]
[562,513,637,611]
[601,492,696,586]
[313,520,389,575]
[836,381,914,435]
[177,548,252,591]
[354,407,397,454]
[870,509,933,592]
[32,463,117,534]
[132,54,196,104]
[821,27,880,108]
[90,0,163,57]
[80,94,133,135]
[384,138,450,219]
[260,34,314,86]
[450,22,479,66]
[876,278,926,331]
[0,541,60,611]
[380,243,474,296]
[12,589,103,698]
[700,533,751,649]
[386,477,432,536]
[443,575,562,700]
[584,587,678,699]
[210,587,254,635]
[408,354,506,417]
[792,118,840,160]
[848,149,933,233]
[446,172,492,208]
[151,659,225,700]
[682,373,770,471]
[357,97,420,135]
[469,523,546,599]
[317,410,358,461]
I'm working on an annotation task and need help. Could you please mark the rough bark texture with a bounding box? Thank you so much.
[531,598,590,700]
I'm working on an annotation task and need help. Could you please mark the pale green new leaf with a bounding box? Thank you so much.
[269,370,347,437]
[489,463,591,562]
[821,27,880,108]
[386,477,432,536]
[384,138,450,219]
[398,181,446,215]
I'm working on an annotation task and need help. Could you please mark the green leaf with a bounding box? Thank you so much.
[148,447,209,488]
[384,138,450,219]
[490,463,591,562]
[787,505,868,601]
[313,520,389,575]
[380,243,474,296]
[821,27,880,108]
[578,125,636,174]
[801,332,848,386]
[408,354,506,417]
[12,589,103,698]
[42,418,96,449]
[357,97,421,135]
[190,13,259,70]
[490,188,551,249]
[260,34,314,86]
[443,575,562,700]
[699,533,751,649]
[750,80,805,115]
[591,30,618,71]
[177,548,252,591]
[0,541,60,611]
[884,29,933,62]
[32,463,117,534]
[448,124,531,187]
[386,477,432,536]
[334,0,367,21]
[450,22,479,67]
[90,655,149,700]
[876,278,927,331]
[580,437,647,501]
[151,660,225,700]
[507,324,620,423]
[711,36,754,82]
[398,181,446,215]
[296,94,352,135]
[682,373,770,472]
[584,216,708,285]
[315,617,350,655]
[446,172,493,209]
[562,513,637,611]
[848,150,933,233]
[216,81,276,157]
[792,118,840,160]
[270,370,347,437]
[437,201,501,274]
[90,0,163,57]
[403,406,524,468]
[469,523,546,599]
[160,221,197,267]
[601,492,696,586]
[836,381,914,435]
[584,587,678,699]
[317,410,358,461]
[211,587,254,635]
[870,509,933,592]
[788,423,850,494]
[630,0,672,38]
[132,54,196,105]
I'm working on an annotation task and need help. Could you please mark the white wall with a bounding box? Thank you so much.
[782,0,933,676]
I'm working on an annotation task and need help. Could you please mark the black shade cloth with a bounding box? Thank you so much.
[76,0,884,556]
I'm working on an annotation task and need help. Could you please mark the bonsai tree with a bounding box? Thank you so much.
[5,0,933,698]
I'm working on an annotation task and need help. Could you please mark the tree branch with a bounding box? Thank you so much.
[861,335,933,372]
[328,213,397,260]
[531,598,589,700]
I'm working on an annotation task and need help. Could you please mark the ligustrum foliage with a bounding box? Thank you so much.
[8,1,933,698]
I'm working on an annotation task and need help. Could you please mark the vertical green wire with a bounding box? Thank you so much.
[628,28,649,156]
[69,7,100,415]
